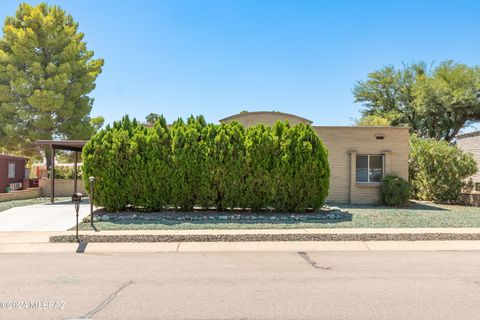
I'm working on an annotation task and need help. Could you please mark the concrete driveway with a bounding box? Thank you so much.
[0,200,91,231]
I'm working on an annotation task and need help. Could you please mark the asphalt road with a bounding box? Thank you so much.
[0,251,479,319]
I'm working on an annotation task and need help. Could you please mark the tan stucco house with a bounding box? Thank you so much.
[220,111,409,204]
[457,131,480,193]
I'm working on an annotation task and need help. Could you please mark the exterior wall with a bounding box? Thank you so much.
[0,156,27,193]
[456,132,480,189]
[0,188,41,203]
[39,178,86,197]
[220,111,312,127]
[221,112,409,204]
[462,193,480,207]
[313,127,410,203]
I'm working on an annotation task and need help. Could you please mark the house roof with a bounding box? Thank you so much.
[35,140,88,152]
[456,131,480,140]
[0,154,28,161]
[219,111,313,125]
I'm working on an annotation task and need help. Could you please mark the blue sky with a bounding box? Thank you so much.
[1,0,480,128]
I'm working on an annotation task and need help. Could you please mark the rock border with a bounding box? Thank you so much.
[84,206,350,223]
[50,233,480,243]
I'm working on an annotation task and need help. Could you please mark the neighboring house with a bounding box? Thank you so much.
[220,111,409,204]
[456,131,480,193]
[0,154,28,193]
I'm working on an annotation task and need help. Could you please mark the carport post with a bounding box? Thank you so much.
[74,151,78,194]
[89,176,95,226]
[50,146,55,204]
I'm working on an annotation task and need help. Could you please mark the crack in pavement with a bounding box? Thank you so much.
[298,252,331,270]
[79,280,134,319]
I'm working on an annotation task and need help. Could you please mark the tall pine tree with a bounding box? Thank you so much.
[0,3,104,154]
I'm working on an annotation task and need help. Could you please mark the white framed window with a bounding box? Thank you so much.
[356,154,384,183]
[8,163,16,179]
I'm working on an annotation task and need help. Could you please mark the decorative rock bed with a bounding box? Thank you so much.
[83,206,350,223]
[51,233,480,243]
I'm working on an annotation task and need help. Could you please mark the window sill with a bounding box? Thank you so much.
[355,182,381,188]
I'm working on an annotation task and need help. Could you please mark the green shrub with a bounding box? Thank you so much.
[82,116,138,211]
[380,175,410,206]
[271,122,330,211]
[409,135,478,203]
[170,116,214,210]
[83,116,331,212]
[210,122,247,210]
[54,165,83,179]
[244,124,276,211]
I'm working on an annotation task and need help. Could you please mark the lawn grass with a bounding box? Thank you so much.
[0,197,70,213]
[77,201,480,230]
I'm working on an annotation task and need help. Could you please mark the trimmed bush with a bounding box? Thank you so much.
[271,122,330,212]
[82,116,331,212]
[244,124,276,211]
[380,175,410,206]
[409,135,477,203]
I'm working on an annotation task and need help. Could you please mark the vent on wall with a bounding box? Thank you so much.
[375,134,385,140]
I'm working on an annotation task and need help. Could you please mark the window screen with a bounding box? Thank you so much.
[356,155,384,183]
[8,163,16,179]
[356,155,369,183]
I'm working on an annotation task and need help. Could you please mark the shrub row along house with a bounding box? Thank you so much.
[82,111,409,211]
[220,112,409,204]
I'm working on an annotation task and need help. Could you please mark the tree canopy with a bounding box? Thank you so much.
[355,115,391,127]
[353,61,480,141]
[0,3,104,153]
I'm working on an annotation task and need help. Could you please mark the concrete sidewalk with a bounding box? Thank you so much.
[3,240,480,253]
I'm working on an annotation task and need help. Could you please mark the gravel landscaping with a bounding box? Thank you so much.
[73,201,480,230]
[51,232,480,243]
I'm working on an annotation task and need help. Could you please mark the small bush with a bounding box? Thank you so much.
[409,135,478,203]
[380,175,410,206]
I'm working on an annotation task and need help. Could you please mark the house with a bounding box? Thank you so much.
[0,154,28,193]
[220,111,409,204]
[456,131,480,193]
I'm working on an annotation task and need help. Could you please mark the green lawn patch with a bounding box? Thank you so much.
[77,201,480,230]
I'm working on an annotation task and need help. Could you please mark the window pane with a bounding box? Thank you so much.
[369,155,383,182]
[8,163,16,179]
[356,155,368,182]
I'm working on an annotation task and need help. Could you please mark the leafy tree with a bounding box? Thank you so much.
[145,113,161,125]
[0,3,104,154]
[355,115,391,127]
[354,61,480,142]
[409,135,477,202]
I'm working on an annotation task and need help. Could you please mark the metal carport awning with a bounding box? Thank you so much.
[34,140,88,203]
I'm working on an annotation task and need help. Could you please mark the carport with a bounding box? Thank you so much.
[35,140,87,203]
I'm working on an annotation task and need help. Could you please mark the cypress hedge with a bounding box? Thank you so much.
[82,115,330,212]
